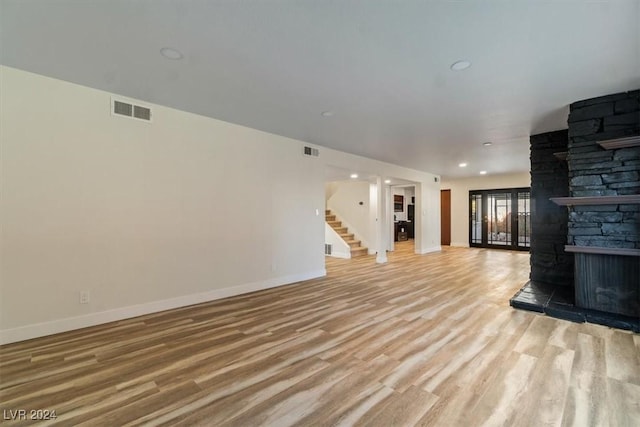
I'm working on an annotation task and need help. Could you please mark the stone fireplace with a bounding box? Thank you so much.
[563,90,639,321]
[512,89,639,331]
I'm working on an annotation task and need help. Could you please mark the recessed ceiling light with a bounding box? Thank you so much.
[321,111,334,117]
[350,173,358,179]
[160,47,183,60]
[384,179,391,184]
[450,60,471,71]
[480,171,487,175]
[483,141,493,146]
[458,163,468,168]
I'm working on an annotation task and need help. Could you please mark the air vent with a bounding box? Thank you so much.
[324,244,332,255]
[303,146,319,157]
[133,105,151,120]
[111,98,152,122]
[113,100,133,117]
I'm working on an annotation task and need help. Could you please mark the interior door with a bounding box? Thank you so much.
[440,189,451,245]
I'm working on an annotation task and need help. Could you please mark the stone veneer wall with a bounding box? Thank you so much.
[567,90,640,249]
[530,130,573,286]
[567,89,639,318]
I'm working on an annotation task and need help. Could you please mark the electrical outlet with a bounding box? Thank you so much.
[79,290,90,304]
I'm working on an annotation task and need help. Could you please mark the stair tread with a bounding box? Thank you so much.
[350,247,368,257]
[325,212,366,256]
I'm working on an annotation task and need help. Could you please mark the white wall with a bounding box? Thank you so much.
[0,66,329,343]
[0,66,443,343]
[416,181,442,254]
[324,224,351,259]
[441,172,531,247]
[326,181,372,249]
[319,151,441,256]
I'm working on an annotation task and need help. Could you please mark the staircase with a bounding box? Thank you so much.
[325,210,368,257]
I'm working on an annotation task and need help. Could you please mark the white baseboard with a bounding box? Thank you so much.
[0,269,326,345]
[450,242,470,247]
[326,251,350,259]
[415,246,442,255]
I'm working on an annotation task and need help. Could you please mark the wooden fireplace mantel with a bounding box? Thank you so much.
[550,195,640,206]
[565,245,640,257]
[596,135,640,150]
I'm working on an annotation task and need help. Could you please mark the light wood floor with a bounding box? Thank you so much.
[1,243,639,426]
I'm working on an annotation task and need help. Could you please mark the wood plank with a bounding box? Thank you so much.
[0,243,638,425]
[596,135,640,150]
[550,195,640,206]
[562,332,609,426]
[565,245,640,257]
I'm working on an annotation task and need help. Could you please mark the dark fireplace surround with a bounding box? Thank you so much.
[511,89,640,331]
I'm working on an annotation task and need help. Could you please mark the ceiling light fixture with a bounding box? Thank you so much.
[450,60,471,71]
[160,47,183,60]
[483,141,493,146]
[458,163,468,168]
[321,111,334,117]
[480,171,487,175]
[350,173,358,179]
[384,179,391,184]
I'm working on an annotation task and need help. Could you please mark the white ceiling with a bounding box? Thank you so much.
[1,0,639,179]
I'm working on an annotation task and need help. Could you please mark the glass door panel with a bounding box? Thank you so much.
[470,193,483,245]
[469,188,530,251]
[487,193,511,246]
[517,191,531,248]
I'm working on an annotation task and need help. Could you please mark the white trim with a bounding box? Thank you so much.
[0,270,326,345]
[326,251,350,259]
[415,246,442,255]
[450,241,470,248]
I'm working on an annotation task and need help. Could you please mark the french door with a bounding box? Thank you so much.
[469,188,530,251]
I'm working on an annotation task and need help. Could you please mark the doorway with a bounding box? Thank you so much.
[440,190,451,245]
[469,188,530,250]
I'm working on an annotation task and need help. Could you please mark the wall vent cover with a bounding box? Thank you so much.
[324,244,332,255]
[113,100,133,117]
[133,105,151,120]
[303,146,320,157]
[112,98,152,122]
